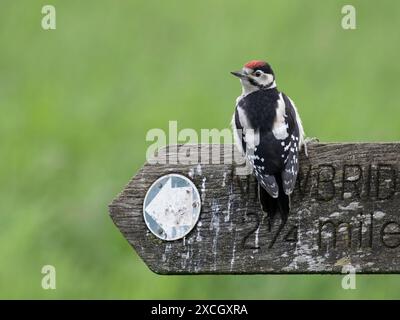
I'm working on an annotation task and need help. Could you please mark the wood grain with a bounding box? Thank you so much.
[109,143,400,274]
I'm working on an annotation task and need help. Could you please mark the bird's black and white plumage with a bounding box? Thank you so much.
[231,60,305,222]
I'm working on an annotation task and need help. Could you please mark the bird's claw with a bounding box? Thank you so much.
[303,137,319,157]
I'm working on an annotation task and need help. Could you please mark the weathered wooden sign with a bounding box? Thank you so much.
[109,143,400,274]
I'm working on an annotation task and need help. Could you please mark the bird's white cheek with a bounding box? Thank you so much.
[260,74,274,86]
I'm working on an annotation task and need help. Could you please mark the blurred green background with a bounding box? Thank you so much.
[1,0,400,299]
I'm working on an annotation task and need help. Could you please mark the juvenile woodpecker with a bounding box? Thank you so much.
[231,60,305,222]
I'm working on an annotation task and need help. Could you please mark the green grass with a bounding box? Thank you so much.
[1,0,400,299]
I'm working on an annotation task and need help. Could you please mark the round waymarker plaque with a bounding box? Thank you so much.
[143,174,201,241]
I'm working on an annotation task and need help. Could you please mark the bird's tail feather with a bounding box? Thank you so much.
[258,175,290,222]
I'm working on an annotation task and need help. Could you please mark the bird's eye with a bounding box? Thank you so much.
[254,71,262,77]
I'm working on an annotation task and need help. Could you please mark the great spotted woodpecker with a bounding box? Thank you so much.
[231,60,306,223]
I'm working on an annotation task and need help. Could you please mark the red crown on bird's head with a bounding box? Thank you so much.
[244,60,268,69]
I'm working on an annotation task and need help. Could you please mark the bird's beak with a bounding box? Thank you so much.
[231,71,247,79]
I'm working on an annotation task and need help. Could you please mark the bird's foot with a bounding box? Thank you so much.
[303,137,319,157]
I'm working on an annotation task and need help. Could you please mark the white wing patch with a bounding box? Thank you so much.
[272,93,289,140]
[236,106,260,149]
[231,113,244,155]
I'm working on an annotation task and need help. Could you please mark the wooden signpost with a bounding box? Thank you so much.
[109,143,400,274]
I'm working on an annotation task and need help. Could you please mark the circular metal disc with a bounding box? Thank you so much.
[143,174,201,241]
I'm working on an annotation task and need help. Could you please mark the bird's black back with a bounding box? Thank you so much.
[238,88,280,133]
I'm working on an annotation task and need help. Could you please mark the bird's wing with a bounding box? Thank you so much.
[280,93,301,195]
[234,102,279,198]
[255,169,279,198]
[249,134,280,198]
[232,108,246,155]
